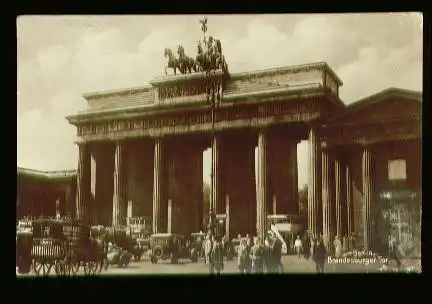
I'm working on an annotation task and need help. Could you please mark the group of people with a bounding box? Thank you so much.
[203,234,225,275]
[199,230,373,274]
[236,232,283,274]
[291,232,357,273]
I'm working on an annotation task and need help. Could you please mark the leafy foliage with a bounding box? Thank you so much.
[298,184,308,215]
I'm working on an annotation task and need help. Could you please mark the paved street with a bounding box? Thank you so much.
[17,254,420,277]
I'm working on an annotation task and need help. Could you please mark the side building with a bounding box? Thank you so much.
[17,167,77,220]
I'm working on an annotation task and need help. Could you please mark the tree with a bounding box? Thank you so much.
[298,184,308,216]
[203,182,211,211]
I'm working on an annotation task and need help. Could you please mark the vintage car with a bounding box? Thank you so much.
[106,245,132,268]
[104,227,145,261]
[149,233,189,264]
[189,232,206,262]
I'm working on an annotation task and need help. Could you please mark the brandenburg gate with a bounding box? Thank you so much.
[66,22,421,251]
[67,61,344,241]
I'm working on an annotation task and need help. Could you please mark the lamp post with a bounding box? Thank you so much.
[200,17,224,237]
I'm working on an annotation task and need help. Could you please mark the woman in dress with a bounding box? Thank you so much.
[333,236,342,258]
[294,235,303,258]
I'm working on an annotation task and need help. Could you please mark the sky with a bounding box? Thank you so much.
[17,13,423,188]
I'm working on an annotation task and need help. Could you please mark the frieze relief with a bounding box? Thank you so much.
[226,69,324,94]
[77,98,321,137]
[159,80,216,102]
[323,120,420,145]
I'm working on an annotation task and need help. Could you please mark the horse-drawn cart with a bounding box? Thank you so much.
[61,219,107,276]
[19,217,107,276]
[30,218,67,276]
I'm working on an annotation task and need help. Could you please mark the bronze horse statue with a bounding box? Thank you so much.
[196,41,209,72]
[177,45,197,74]
[164,48,180,75]
[195,36,228,73]
[214,39,229,73]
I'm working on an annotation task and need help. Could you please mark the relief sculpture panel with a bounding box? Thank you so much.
[77,97,323,138]
[158,80,212,104]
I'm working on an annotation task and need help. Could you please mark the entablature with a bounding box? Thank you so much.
[319,117,421,147]
[74,93,332,142]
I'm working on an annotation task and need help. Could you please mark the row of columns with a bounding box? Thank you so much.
[76,138,203,235]
[307,127,374,251]
[75,128,373,250]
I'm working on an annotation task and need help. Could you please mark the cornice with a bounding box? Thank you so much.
[17,167,77,180]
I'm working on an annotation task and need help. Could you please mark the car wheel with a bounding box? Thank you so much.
[153,246,163,259]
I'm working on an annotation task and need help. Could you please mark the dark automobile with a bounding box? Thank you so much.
[189,232,206,262]
[149,233,189,264]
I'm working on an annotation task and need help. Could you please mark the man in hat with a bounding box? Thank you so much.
[312,236,327,274]
[272,232,284,273]
[212,236,224,275]
[250,237,265,274]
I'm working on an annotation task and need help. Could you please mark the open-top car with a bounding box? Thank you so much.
[149,233,189,264]
[106,244,132,268]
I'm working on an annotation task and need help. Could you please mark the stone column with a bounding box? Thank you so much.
[76,143,91,223]
[211,135,220,213]
[152,138,163,233]
[257,130,268,241]
[322,147,334,250]
[225,195,230,240]
[346,164,353,235]
[308,128,321,235]
[362,146,373,251]
[112,141,126,227]
[334,157,344,238]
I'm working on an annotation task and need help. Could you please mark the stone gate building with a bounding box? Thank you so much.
[66,62,422,251]
[17,168,77,220]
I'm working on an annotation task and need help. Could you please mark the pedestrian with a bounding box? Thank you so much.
[264,234,275,273]
[342,235,348,254]
[333,236,342,258]
[237,239,249,274]
[312,237,327,274]
[294,235,303,258]
[212,236,224,275]
[245,236,253,273]
[303,232,310,260]
[204,234,213,266]
[250,237,265,274]
[208,235,217,274]
[310,236,316,258]
[350,233,356,251]
[272,233,284,273]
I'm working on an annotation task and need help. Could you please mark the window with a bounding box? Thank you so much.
[388,159,407,181]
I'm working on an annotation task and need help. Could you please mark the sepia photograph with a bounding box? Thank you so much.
[16,13,422,276]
